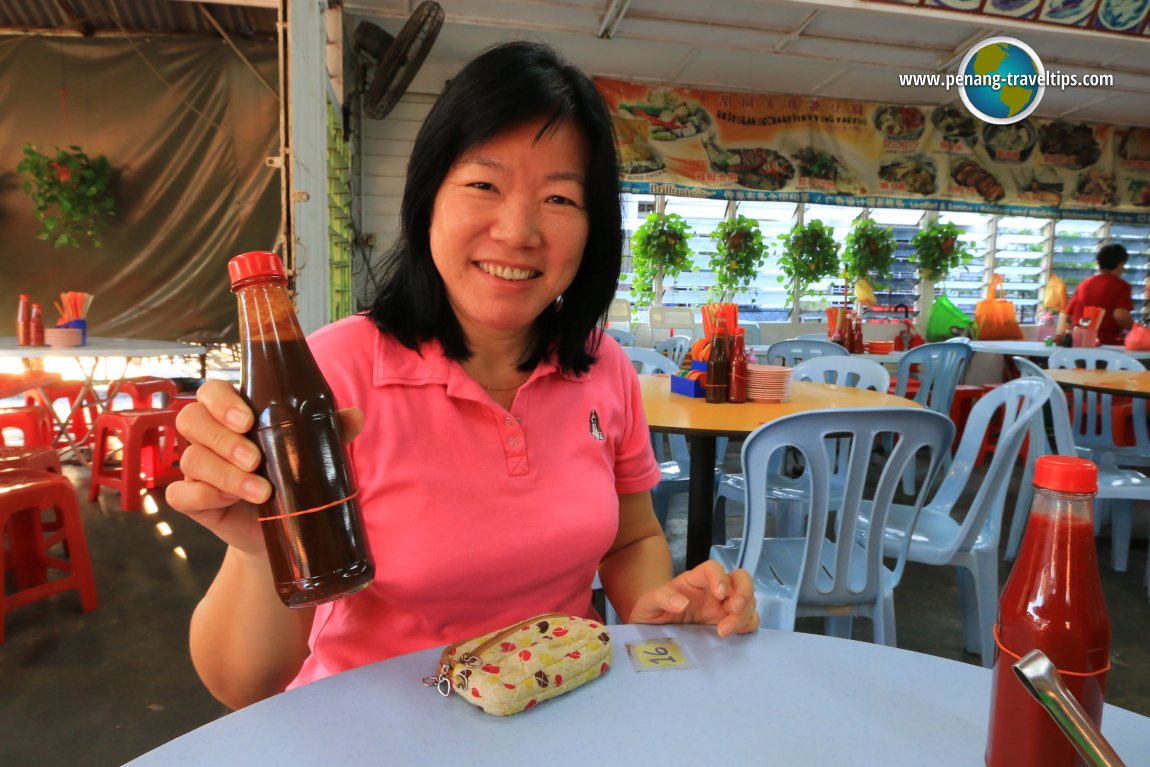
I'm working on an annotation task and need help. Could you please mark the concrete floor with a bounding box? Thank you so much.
[1,451,1149,766]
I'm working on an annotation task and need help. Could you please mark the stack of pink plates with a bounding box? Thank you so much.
[746,364,792,403]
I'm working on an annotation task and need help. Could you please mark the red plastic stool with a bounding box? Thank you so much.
[0,406,53,448]
[949,384,991,450]
[1,447,66,576]
[25,382,101,446]
[0,446,62,474]
[0,468,99,643]
[111,377,178,410]
[88,409,182,512]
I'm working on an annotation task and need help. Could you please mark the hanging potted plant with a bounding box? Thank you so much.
[842,218,897,289]
[708,214,767,303]
[777,219,840,308]
[911,221,973,281]
[17,143,117,248]
[629,211,694,307]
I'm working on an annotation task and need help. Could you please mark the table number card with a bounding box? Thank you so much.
[624,638,695,671]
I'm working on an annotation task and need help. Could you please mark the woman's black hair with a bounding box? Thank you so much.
[367,41,621,375]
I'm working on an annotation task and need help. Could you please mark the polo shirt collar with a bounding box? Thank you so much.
[371,335,585,393]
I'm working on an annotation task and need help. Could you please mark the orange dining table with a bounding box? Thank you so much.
[639,374,922,567]
[1046,368,1150,399]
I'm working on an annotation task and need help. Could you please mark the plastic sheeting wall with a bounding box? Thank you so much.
[0,35,279,343]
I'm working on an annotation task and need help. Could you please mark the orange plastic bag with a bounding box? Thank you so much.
[1125,323,1150,351]
[1043,274,1069,313]
[975,274,1023,341]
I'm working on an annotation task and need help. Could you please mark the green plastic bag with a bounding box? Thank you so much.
[926,295,977,342]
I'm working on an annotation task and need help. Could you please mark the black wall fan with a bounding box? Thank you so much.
[354,1,445,121]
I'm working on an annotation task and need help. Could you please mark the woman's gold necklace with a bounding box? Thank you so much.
[478,376,530,392]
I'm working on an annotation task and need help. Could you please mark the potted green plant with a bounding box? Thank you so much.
[17,143,116,248]
[842,218,897,289]
[629,211,694,307]
[911,221,973,282]
[777,219,840,307]
[708,215,767,303]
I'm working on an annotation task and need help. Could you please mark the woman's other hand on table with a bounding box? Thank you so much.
[629,560,759,637]
[164,379,364,553]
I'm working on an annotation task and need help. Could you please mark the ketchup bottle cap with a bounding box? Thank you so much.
[228,251,286,285]
[1033,455,1097,494]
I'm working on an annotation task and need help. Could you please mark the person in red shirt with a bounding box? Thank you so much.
[1066,243,1134,345]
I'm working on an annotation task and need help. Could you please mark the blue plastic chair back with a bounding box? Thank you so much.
[1012,357,1077,454]
[791,357,890,392]
[762,338,849,367]
[893,341,972,416]
[738,322,761,346]
[1048,347,1147,451]
[624,347,679,375]
[604,327,634,346]
[737,408,953,628]
[653,336,690,368]
[922,377,1053,554]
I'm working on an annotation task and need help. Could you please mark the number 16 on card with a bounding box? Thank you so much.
[625,638,694,671]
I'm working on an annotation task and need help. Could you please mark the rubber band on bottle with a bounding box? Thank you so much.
[993,624,1110,677]
[258,490,360,522]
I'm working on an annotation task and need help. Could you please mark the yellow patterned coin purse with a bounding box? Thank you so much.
[423,612,612,716]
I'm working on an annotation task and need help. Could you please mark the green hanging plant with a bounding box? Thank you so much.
[911,221,973,281]
[708,215,767,303]
[777,219,840,307]
[842,218,897,289]
[17,143,117,248]
[629,211,694,307]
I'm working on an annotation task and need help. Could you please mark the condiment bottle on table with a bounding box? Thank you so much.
[229,250,374,608]
[705,318,730,403]
[985,455,1110,766]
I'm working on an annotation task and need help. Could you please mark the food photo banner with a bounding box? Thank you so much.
[866,0,1150,37]
[595,78,1150,222]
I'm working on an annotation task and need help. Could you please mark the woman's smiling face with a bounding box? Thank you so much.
[428,117,590,344]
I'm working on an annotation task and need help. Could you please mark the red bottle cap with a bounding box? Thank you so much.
[19,294,29,300]
[1033,455,1097,494]
[228,251,286,285]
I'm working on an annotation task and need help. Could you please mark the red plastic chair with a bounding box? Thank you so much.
[25,381,101,446]
[0,468,99,643]
[0,406,53,448]
[111,377,178,410]
[88,409,182,512]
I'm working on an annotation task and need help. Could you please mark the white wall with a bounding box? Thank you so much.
[354,59,461,305]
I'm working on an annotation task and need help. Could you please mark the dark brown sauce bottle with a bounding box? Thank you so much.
[228,251,374,608]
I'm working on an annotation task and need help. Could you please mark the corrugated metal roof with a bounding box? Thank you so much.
[0,0,276,40]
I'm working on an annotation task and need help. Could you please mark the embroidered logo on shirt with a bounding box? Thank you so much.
[589,409,605,441]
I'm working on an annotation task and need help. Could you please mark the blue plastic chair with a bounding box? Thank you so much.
[761,338,849,367]
[893,340,972,417]
[790,356,890,392]
[1006,356,1150,576]
[874,377,1052,666]
[710,408,954,646]
[891,340,972,492]
[624,347,726,526]
[604,327,634,346]
[653,336,691,369]
[711,357,892,542]
[1047,347,1150,462]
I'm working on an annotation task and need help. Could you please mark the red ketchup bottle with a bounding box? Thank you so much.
[727,327,747,403]
[229,251,375,607]
[985,455,1110,766]
[16,294,31,346]
[29,303,45,346]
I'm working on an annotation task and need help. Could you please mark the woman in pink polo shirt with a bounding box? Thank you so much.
[167,42,758,709]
